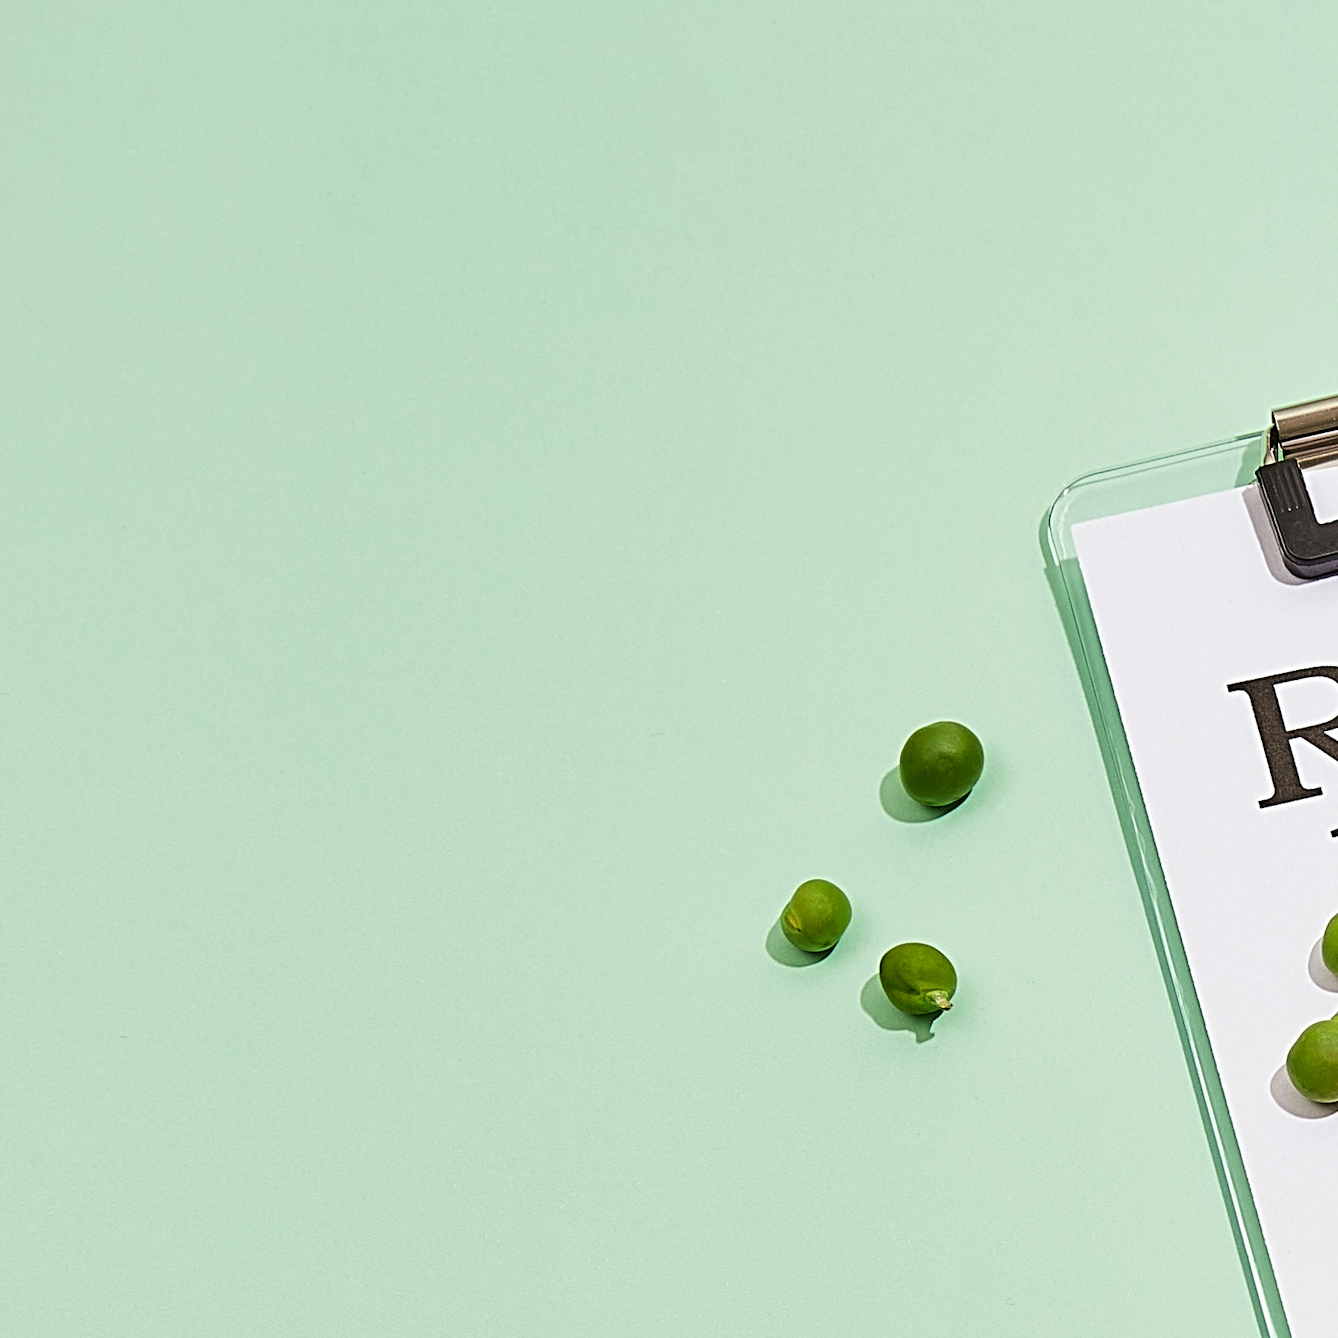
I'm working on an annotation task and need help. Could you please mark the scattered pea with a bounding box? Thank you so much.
[899,721,984,807]
[780,879,852,954]
[879,942,957,1015]
[1287,1014,1338,1103]
[1323,913,1338,978]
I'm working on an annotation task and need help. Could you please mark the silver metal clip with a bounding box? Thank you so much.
[1269,395,1338,468]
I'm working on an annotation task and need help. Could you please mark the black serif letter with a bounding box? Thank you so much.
[1227,666,1338,807]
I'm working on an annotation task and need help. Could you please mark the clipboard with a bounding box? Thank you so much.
[1044,397,1338,1338]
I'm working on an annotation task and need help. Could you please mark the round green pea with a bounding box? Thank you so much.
[1322,913,1338,977]
[780,879,851,954]
[899,721,984,807]
[1287,1014,1338,1103]
[879,942,956,1015]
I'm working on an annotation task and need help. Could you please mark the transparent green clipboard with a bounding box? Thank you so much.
[1044,426,1288,1338]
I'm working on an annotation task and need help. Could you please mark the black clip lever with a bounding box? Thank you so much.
[1257,395,1338,580]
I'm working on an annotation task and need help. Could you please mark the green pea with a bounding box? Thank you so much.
[879,942,956,1015]
[899,721,984,807]
[1287,1014,1338,1103]
[780,879,851,954]
[1323,913,1338,977]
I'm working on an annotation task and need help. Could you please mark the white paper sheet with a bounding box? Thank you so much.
[1074,465,1338,1337]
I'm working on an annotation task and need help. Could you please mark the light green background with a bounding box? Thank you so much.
[2,4,1335,1334]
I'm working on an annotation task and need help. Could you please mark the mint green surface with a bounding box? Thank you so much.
[3,5,1334,1334]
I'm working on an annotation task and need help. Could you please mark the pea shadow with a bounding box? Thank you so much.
[878,767,967,824]
[1270,1065,1338,1119]
[859,975,938,1042]
[1308,939,1338,993]
[765,917,834,967]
